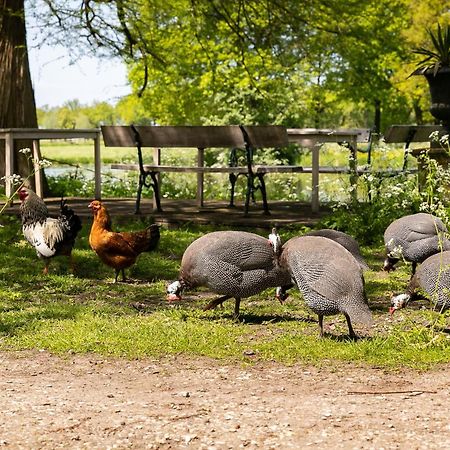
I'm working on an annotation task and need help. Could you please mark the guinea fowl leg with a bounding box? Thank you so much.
[318,315,324,337]
[203,295,231,311]
[345,314,357,340]
[234,297,241,319]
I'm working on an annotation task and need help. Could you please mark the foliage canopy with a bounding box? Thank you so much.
[27,0,450,129]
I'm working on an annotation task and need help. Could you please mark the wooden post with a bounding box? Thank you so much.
[94,131,102,199]
[197,148,204,207]
[311,144,320,213]
[152,147,161,210]
[5,132,13,199]
[348,137,358,203]
[32,140,44,198]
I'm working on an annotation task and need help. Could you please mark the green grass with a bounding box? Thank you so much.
[0,216,449,369]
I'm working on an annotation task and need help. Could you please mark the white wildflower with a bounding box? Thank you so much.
[1,173,23,185]
[18,148,31,155]
[439,134,449,146]
[387,241,403,259]
[429,131,440,141]
[37,158,52,168]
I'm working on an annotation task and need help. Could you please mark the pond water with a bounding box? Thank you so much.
[45,165,96,179]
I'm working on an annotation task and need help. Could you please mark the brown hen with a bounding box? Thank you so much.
[88,200,160,282]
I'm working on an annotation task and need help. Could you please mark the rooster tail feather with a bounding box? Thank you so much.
[59,200,82,236]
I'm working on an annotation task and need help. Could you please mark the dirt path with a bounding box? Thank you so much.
[0,351,449,449]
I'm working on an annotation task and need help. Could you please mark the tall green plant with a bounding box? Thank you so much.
[413,23,450,75]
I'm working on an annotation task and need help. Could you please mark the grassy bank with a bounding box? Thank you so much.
[0,216,448,369]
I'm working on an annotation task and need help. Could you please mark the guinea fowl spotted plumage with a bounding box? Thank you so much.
[19,187,82,274]
[306,229,369,271]
[278,235,373,338]
[166,230,292,317]
[383,213,450,274]
[390,250,450,314]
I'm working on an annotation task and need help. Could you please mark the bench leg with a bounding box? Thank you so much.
[135,174,145,214]
[136,172,163,214]
[228,173,237,208]
[244,174,253,215]
[149,172,163,212]
[257,173,270,215]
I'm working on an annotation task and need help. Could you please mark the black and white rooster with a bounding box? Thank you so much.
[18,187,82,274]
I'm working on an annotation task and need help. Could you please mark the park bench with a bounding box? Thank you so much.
[102,124,303,214]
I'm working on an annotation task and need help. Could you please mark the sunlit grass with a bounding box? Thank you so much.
[0,217,448,369]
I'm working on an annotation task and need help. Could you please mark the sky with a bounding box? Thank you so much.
[28,44,132,108]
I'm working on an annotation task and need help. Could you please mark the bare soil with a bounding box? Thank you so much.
[0,351,449,449]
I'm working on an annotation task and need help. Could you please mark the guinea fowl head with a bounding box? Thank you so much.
[383,256,399,272]
[389,293,410,315]
[166,280,184,302]
[275,286,289,304]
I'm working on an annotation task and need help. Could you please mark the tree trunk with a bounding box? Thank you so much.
[374,99,381,134]
[0,0,48,194]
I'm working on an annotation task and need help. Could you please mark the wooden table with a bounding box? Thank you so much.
[287,128,371,212]
[0,128,101,199]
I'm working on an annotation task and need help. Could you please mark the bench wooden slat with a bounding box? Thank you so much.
[102,125,247,148]
[384,125,445,143]
[111,164,248,173]
[111,163,305,174]
[111,163,370,175]
[243,126,289,147]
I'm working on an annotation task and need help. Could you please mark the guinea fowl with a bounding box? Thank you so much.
[19,187,82,274]
[278,235,373,338]
[166,230,292,317]
[383,213,450,274]
[306,229,369,271]
[390,250,450,314]
[88,200,160,282]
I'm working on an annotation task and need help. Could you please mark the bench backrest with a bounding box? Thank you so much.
[287,128,371,144]
[101,125,289,149]
[384,125,446,143]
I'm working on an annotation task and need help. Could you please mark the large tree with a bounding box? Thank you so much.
[0,0,42,189]
[29,0,415,129]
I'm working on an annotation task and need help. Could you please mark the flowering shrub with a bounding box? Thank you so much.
[321,133,450,244]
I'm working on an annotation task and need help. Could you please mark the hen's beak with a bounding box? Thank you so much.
[389,306,396,315]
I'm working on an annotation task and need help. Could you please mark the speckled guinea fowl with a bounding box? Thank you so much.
[390,250,450,314]
[306,229,369,271]
[383,213,450,274]
[278,235,373,338]
[166,230,292,317]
